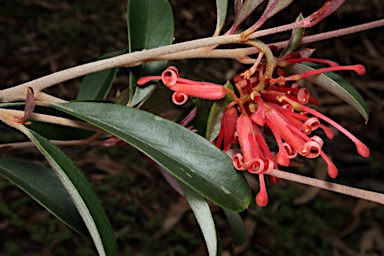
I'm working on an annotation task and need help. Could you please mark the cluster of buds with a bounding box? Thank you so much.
[137,49,369,207]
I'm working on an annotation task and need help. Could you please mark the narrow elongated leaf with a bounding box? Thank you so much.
[263,0,294,20]
[25,129,117,256]
[50,102,252,211]
[234,0,243,17]
[223,208,246,246]
[0,102,25,108]
[0,159,89,237]
[77,50,125,100]
[28,121,94,140]
[214,0,228,36]
[285,62,369,122]
[127,0,174,106]
[279,13,304,57]
[206,82,234,142]
[235,0,264,27]
[180,183,218,256]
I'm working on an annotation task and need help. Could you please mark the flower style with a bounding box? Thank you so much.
[137,50,370,207]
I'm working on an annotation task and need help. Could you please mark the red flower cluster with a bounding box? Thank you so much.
[137,52,369,207]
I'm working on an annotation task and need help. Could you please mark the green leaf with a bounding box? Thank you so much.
[127,0,174,107]
[180,183,218,256]
[0,159,89,237]
[206,82,234,142]
[189,99,214,137]
[235,0,264,27]
[264,0,294,20]
[223,208,247,246]
[50,102,252,211]
[24,129,117,256]
[285,62,369,122]
[0,102,25,108]
[139,85,175,116]
[77,50,126,100]
[28,120,94,140]
[214,0,228,36]
[280,13,304,57]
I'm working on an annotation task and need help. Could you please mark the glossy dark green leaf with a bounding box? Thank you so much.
[50,102,252,211]
[285,62,369,122]
[24,129,117,256]
[223,208,246,246]
[139,84,175,116]
[206,82,234,142]
[214,0,228,36]
[127,0,174,106]
[28,120,94,140]
[114,86,131,106]
[77,50,126,100]
[180,183,218,256]
[0,159,89,237]
[189,99,214,137]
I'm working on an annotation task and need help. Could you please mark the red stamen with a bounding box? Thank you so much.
[136,76,162,85]
[320,151,338,178]
[278,57,339,67]
[284,64,366,82]
[284,97,370,158]
[256,174,268,207]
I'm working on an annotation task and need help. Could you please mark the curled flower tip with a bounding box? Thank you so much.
[297,88,310,104]
[356,141,370,158]
[232,153,246,171]
[167,66,179,76]
[303,117,320,134]
[161,67,179,87]
[301,140,322,158]
[172,92,189,105]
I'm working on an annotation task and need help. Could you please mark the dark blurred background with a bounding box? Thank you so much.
[0,1,384,255]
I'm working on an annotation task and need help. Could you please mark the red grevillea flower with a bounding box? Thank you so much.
[137,51,370,207]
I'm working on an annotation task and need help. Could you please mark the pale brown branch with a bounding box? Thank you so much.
[0,34,240,102]
[0,108,101,132]
[268,169,384,205]
[0,139,90,150]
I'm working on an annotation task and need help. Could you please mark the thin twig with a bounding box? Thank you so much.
[268,169,384,205]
